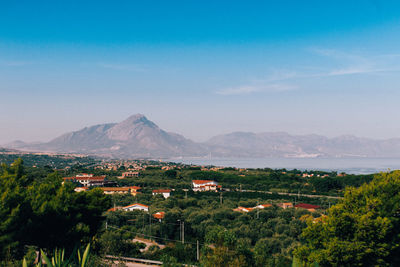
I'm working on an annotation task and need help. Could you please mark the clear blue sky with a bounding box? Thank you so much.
[1,1,400,143]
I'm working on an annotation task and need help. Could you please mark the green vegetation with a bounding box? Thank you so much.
[0,153,98,169]
[1,156,394,266]
[101,189,326,265]
[295,171,400,266]
[22,244,91,267]
[0,159,110,265]
[108,167,373,197]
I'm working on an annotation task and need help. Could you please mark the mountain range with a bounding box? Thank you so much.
[5,114,400,159]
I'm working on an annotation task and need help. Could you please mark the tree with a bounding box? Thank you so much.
[0,159,112,260]
[201,226,248,267]
[164,170,177,179]
[294,171,400,266]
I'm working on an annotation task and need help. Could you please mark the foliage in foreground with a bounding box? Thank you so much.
[0,159,111,261]
[294,171,400,266]
[22,244,90,267]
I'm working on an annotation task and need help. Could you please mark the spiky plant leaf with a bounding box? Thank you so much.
[80,244,90,267]
[40,250,53,267]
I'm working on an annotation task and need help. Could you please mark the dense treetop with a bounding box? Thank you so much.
[295,171,400,266]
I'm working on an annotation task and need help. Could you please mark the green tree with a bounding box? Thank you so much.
[294,171,400,266]
[0,159,112,261]
[201,226,248,267]
[164,170,177,178]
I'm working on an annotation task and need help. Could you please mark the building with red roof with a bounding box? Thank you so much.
[233,206,254,213]
[153,211,165,221]
[100,186,141,196]
[192,180,220,192]
[122,203,149,212]
[63,174,106,187]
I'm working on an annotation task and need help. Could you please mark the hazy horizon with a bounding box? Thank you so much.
[2,1,400,144]
[4,113,400,145]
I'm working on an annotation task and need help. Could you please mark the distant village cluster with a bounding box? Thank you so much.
[64,156,328,223]
[64,170,226,222]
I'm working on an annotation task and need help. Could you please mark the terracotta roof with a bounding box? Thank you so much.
[101,187,129,191]
[153,212,165,219]
[152,189,171,193]
[100,186,140,191]
[130,186,141,190]
[295,203,321,209]
[123,203,149,208]
[233,206,254,212]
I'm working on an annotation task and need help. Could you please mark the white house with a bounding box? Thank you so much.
[152,189,171,198]
[63,174,106,187]
[192,180,220,192]
[122,203,149,212]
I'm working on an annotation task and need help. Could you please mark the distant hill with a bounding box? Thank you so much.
[5,114,400,158]
[6,114,206,158]
[206,132,400,158]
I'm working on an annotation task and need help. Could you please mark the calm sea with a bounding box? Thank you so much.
[168,157,400,174]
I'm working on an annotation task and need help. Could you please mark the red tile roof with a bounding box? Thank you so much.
[124,203,149,208]
[130,186,141,190]
[152,189,171,193]
[100,186,141,191]
[153,212,165,219]
[233,206,254,212]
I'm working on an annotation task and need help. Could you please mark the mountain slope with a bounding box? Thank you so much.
[12,114,206,157]
[5,115,400,158]
[206,132,400,158]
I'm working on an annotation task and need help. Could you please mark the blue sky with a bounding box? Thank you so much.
[1,1,400,143]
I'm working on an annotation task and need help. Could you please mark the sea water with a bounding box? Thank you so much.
[169,157,400,174]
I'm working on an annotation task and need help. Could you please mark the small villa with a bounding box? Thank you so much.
[122,203,149,212]
[152,189,171,198]
[192,180,221,192]
[63,174,106,187]
[100,186,141,196]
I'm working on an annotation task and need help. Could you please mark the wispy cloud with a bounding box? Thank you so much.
[259,48,400,83]
[216,48,400,96]
[311,47,400,76]
[98,62,146,72]
[216,84,296,95]
[328,67,386,76]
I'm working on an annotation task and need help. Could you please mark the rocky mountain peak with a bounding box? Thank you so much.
[123,113,148,123]
[106,114,159,141]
